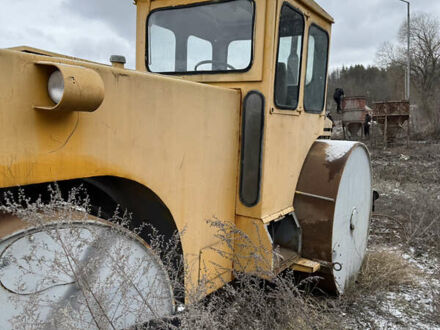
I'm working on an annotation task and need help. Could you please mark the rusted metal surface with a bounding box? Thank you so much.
[294,142,347,263]
[0,213,28,240]
[373,101,410,116]
[342,96,367,112]
[372,101,410,147]
[341,96,372,139]
[294,140,372,294]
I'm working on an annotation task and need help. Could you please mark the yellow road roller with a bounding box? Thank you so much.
[0,0,372,327]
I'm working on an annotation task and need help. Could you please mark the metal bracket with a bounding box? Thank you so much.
[291,258,321,273]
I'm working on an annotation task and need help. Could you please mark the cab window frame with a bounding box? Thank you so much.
[303,23,330,114]
[273,2,305,111]
[145,0,256,76]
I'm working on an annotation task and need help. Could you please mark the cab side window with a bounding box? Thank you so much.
[304,25,329,113]
[274,4,304,110]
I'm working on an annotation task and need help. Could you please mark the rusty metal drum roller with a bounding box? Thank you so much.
[294,140,372,294]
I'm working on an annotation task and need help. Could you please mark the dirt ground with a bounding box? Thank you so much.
[339,140,440,329]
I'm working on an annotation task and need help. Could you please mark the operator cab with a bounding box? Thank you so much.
[139,0,334,219]
[142,0,332,98]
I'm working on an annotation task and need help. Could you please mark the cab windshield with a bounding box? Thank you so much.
[147,0,255,74]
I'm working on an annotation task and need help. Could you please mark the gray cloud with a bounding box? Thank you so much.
[1,0,440,71]
[0,0,136,67]
[317,0,440,69]
[62,0,136,41]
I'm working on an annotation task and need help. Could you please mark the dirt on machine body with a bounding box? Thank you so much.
[0,0,373,327]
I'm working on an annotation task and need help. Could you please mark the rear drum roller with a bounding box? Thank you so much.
[294,140,372,294]
[0,212,174,329]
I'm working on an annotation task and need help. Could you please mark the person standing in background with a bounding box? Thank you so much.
[333,88,345,113]
[364,113,372,138]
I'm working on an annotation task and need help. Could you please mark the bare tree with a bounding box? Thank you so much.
[377,13,440,134]
[402,14,440,97]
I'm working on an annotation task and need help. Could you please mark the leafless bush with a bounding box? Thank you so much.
[0,186,180,329]
[338,249,425,328]
[0,186,342,330]
[172,219,340,330]
[397,211,439,253]
[433,267,440,320]
[174,272,340,330]
[344,250,418,299]
[434,288,440,322]
[343,143,440,327]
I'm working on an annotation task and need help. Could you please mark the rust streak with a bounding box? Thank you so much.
[49,113,80,153]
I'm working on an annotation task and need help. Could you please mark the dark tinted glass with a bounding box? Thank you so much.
[240,91,265,207]
[304,25,329,113]
[274,4,304,109]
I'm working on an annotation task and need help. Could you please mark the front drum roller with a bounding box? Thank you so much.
[294,140,372,294]
[0,212,174,329]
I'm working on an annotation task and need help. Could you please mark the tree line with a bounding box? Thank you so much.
[328,13,440,136]
[328,64,406,106]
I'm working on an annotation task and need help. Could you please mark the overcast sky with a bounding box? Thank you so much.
[1,0,439,71]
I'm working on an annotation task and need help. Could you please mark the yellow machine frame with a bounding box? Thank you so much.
[0,0,333,295]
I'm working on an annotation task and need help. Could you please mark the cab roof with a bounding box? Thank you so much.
[298,0,334,23]
[135,0,334,23]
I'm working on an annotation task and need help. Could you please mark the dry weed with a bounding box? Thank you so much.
[370,142,440,257]
[337,249,427,328]
[0,186,183,329]
[0,186,341,330]
[433,291,440,325]
[173,219,341,329]
[434,269,440,324]
[346,249,419,297]
[175,272,340,330]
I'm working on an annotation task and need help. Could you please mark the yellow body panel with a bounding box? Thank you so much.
[0,49,241,289]
[0,0,333,295]
[153,0,332,220]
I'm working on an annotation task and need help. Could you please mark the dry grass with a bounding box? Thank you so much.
[174,273,341,330]
[345,249,419,298]
[1,140,439,329]
[370,142,440,257]
[371,141,440,186]
[433,290,440,325]
[172,219,341,329]
[183,248,424,330]
[0,187,341,330]
[337,249,428,328]
[433,268,440,324]
[336,141,440,328]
